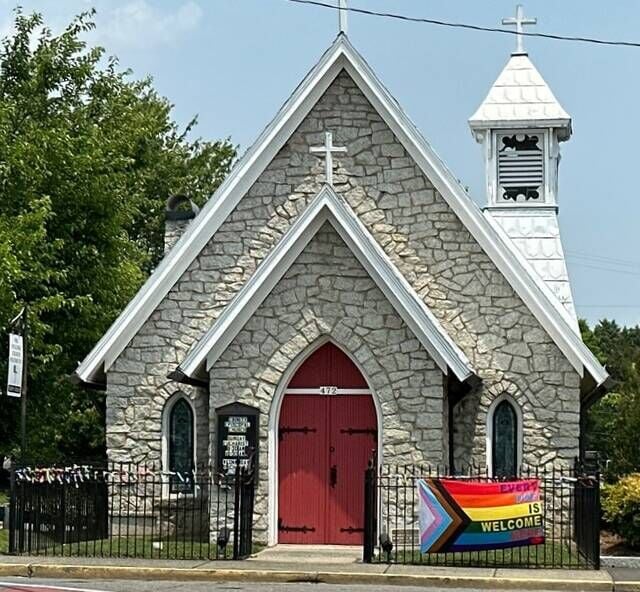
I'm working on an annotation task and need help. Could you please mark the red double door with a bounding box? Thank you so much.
[278,343,377,545]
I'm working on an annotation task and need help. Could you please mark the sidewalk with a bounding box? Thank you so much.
[0,555,638,591]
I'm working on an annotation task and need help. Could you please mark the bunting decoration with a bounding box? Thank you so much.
[418,478,545,553]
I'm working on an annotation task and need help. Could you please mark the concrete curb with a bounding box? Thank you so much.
[0,562,618,591]
[615,584,640,592]
[602,555,640,569]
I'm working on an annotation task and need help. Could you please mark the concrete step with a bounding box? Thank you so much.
[251,544,362,564]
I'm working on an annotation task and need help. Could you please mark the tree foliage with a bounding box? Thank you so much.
[602,474,640,549]
[581,319,640,479]
[0,9,235,461]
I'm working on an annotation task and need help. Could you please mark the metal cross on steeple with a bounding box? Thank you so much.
[502,5,537,55]
[338,0,348,35]
[310,132,347,186]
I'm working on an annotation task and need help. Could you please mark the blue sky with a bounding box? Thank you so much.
[7,0,640,327]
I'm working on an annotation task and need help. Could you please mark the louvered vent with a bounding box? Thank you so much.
[497,133,544,202]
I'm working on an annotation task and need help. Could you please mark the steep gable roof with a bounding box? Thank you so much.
[469,53,571,138]
[74,34,608,391]
[172,185,477,384]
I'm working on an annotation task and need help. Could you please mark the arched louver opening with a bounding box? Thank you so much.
[497,132,544,202]
[492,399,518,478]
[168,397,195,493]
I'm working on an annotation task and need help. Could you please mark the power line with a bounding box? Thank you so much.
[576,304,640,309]
[567,251,640,270]
[568,260,640,277]
[286,0,640,49]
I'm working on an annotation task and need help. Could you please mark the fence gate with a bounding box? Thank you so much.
[363,463,601,569]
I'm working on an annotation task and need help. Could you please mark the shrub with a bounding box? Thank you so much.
[602,474,640,549]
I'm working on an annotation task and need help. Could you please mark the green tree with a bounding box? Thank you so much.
[581,319,640,478]
[0,9,235,461]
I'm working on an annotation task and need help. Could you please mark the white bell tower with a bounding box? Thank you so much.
[469,5,578,329]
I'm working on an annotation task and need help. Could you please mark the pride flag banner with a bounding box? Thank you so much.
[417,478,545,553]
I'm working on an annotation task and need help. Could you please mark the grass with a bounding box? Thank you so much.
[0,530,7,554]
[376,541,594,569]
[5,535,265,560]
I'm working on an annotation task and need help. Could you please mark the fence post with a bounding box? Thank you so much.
[8,461,16,554]
[363,462,376,563]
[232,458,241,560]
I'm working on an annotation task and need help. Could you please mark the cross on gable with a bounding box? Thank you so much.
[310,131,347,186]
[502,4,537,55]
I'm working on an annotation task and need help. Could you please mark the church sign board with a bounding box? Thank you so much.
[215,402,259,478]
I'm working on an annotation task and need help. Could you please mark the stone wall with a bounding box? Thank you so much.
[209,222,445,540]
[104,68,580,482]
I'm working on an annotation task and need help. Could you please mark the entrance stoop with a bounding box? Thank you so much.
[251,544,361,564]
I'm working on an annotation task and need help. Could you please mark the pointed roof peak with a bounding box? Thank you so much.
[469,52,571,138]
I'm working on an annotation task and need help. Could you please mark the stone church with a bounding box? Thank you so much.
[75,11,609,545]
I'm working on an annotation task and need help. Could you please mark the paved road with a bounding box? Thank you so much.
[0,579,564,592]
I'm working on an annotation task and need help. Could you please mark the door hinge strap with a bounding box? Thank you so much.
[279,426,317,441]
[340,428,377,436]
[278,521,316,533]
[340,526,364,534]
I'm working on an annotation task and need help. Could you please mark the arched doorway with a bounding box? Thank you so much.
[277,342,377,545]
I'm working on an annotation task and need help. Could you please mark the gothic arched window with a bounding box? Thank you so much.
[492,399,518,478]
[168,397,195,493]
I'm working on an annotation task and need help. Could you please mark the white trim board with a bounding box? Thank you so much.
[74,34,608,390]
[285,388,372,395]
[177,185,476,384]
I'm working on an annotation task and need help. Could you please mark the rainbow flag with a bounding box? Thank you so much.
[417,478,545,553]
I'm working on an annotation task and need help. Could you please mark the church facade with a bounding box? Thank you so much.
[75,30,609,545]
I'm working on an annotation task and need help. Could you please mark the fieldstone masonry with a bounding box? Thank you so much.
[105,69,581,539]
[210,222,445,537]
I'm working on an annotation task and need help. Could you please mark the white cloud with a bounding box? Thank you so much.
[94,0,203,50]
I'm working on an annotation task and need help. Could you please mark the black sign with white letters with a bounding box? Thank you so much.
[215,402,259,478]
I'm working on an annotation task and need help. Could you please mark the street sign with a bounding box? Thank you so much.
[7,333,23,397]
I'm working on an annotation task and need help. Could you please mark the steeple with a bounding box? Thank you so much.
[468,6,578,329]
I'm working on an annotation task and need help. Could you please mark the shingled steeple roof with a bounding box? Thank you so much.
[469,53,571,139]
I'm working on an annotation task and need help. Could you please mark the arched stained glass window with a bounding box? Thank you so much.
[492,400,518,478]
[169,398,194,493]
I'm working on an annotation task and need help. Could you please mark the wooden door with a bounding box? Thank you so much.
[278,343,377,545]
[327,395,377,544]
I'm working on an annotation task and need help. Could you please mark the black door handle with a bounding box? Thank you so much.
[330,465,337,488]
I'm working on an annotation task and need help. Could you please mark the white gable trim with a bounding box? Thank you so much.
[177,185,476,383]
[75,34,607,389]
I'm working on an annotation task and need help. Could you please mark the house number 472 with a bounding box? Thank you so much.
[320,386,338,395]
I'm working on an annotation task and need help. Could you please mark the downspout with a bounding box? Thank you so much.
[579,375,615,461]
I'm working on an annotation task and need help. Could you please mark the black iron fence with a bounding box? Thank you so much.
[8,460,256,560]
[363,463,600,569]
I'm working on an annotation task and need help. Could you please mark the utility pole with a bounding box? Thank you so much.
[8,306,28,464]
[20,305,28,465]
